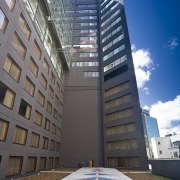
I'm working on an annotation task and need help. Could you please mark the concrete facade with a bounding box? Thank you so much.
[0,0,148,179]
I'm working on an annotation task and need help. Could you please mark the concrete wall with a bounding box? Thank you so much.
[150,159,180,180]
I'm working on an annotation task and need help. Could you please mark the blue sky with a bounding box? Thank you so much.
[124,0,180,136]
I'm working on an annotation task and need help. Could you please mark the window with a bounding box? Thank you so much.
[37,91,45,107]
[48,86,54,99]
[105,94,132,109]
[79,52,98,58]
[84,72,99,78]
[5,0,15,10]
[107,139,138,151]
[54,95,59,106]
[47,101,52,114]
[50,72,55,85]
[42,137,49,149]
[51,123,56,134]
[19,99,32,119]
[34,111,43,126]
[55,158,59,168]
[40,74,47,89]
[44,118,50,131]
[106,123,135,136]
[3,55,21,81]
[0,81,15,109]
[27,157,37,173]
[104,55,127,72]
[13,125,27,145]
[0,119,9,141]
[11,32,26,59]
[43,59,49,74]
[0,9,8,32]
[24,77,35,97]
[72,61,99,67]
[50,140,55,151]
[32,40,41,60]
[56,142,60,152]
[28,57,38,77]
[18,13,31,39]
[105,108,133,122]
[30,132,40,148]
[48,157,53,169]
[53,109,58,120]
[6,156,23,176]
[104,81,130,98]
[108,157,140,168]
[39,157,46,170]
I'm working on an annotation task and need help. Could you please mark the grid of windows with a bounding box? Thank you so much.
[30,132,40,148]
[3,55,21,82]
[0,8,8,33]
[0,81,15,109]
[104,55,127,72]
[72,61,99,67]
[101,3,119,20]
[104,81,130,97]
[106,123,135,136]
[79,52,98,57]
[5,0,15,10]
[18,99,32,119]
[80,29,97,33]
[28,57,39,77]
[27,157,37,173]
[11,32,27,59]
[84,72,99,78]
[101,17,121,35]
[101,9,120,27]
[0,119,9,141]
[18,13,31,39]
[34,111,43,126]
[6,156,23,176]
[105,108,133,122]
[102,33,124,52]
[79,16,97,20]
[108,157,140,168]
[24,77,35,97]
[39,157,46,170]
[13,126,27,145]
[80,37,97,41]
[107,139,138,151]
[101,0,114,13]
[80,22,97,26]
[105,94,132,109]
[103,44,125,61]
[32,40,41,60]
[37,91,45,107]
[102,25,123,43]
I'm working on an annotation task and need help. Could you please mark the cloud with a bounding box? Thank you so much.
[164,37,179,50]
[145,96,180,137]
[143,87,150,95]
[132,45,154,89]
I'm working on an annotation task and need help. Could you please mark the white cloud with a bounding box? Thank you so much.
[143,87,150,95]
[132,45,154,89]
[164,37,179,50]
[146,95,180,137]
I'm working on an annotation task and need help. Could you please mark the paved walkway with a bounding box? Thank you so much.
[62,167,132,180]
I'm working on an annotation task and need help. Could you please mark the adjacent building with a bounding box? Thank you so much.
[0,0,148,179]
[141,109,160,158]
[151,135,180,159]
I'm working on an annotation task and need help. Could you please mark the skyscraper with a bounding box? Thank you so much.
[0,0,148,179]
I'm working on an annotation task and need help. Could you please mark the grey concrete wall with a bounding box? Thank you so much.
[150,159,180,180]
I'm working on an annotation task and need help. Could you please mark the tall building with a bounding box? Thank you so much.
[141,109,160,158]
[0,0,148,179]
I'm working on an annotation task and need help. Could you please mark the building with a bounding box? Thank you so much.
[141,109,160,158]
[151,135,180,158]
[0,0,148,179]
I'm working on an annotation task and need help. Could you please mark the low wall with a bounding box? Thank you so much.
[149,159,180,180]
